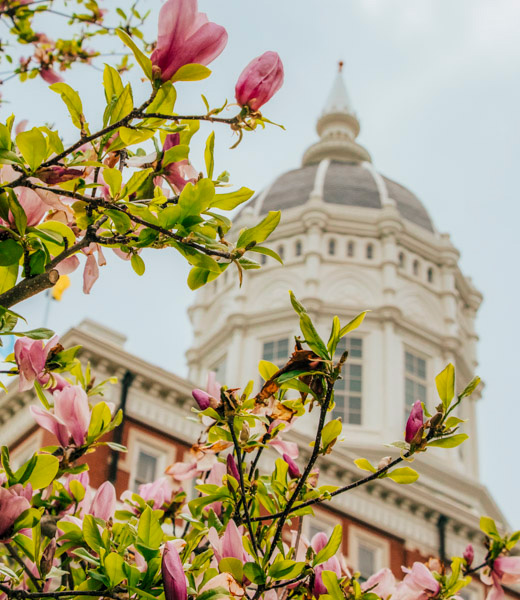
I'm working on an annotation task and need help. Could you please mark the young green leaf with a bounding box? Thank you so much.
[171,64,211,82]
[321,419,342,453]
[204,131,215,180]
[16,128,47,171]
[385,467,419,484]
[209,187,254,211]
[236,211,281,249]
[49,83,86,130]
[313,524,342,566]
[435,363,455,410]
[427,434,468,448]
[339,311,368,338]
[354,458,376,473]
[116,29,153,79]
[131,254,145,276]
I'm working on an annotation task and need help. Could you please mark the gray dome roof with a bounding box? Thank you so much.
[247,161,434,232]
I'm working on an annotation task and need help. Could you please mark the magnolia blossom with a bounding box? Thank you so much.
[283,453,301,479]
[405,400,424,443]
[226,454,240,481]
[200,572,245,598]
[82,243,107,294]
[269,437,298,459]
[150,0,227,82]
[162,540,187,600]
[14,335,60,392]
[89,482,116,522]
[394,562,440,600]
[463,544,474,567]
[30,385,90,447]
[0,486,31,540]
[208,520,250,564]
[311,532,342,597]
[235,51,284,111]
[138,477,173,509]
[205,460,227,515]
[362,568,396,600]
[481,557,520,600]
[161,133,198,194]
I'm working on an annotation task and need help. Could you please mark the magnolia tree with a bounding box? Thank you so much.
[0,3,518,600]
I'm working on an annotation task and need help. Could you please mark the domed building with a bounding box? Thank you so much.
[0,67,514,600]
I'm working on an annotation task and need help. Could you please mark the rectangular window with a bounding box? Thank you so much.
[331,337,363,425]
[404,350,427,420]
[133,449,159,491]
[262,337,290,367]
[358,543,376,580]
[349,527,389,584]
[213,356,227,384]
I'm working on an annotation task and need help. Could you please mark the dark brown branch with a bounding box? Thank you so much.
[0,583,121,599]
[143,112,239,125]
[4,543,41,591]
[228,414,259,557]
[0,269,59,309]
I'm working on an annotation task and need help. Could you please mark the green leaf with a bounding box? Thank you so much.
[322,570,344,600]
[122,169,152,197]
[339,311,368,338]
[313,524,342,566]
[300,313,329,359]
[162,145,190,166]
[103,64,124,103]
[243,562,266,585]
[5,328,54,340]
[105,552,125,588]
[110,84,133,124]
[321,419,342,453]
[204,131,215,180]
[219,557,243,582]
[248,246,283,264]
[187,267,221,290]
[0,263,18,294]
[0,239,23,266]
[289,291,307,316]
[16,128,47,171]
[131,254,145,276]
[87,401,112,441]
[435,363,455,410]
[7,188,27,235]
[258,360,279,381]
[268,560,305,581]
[49,83,85,130]
[178,179,215,223]
[35,221,75,257]
[444,416,467,429]
[13,453,59,489]
[116,29,152,79]
[480,516,500,540]
[237,211,280,249]
[13,508,40,534]
[210,187,254,211]
[459,376,481,400]
[428,434,468,448]
[83,514,104,552]
[171,64,211,82]
[353,458,376,473]
[137,506,163,550]
[327,316,341,356]
[105,209,131,234]
[0,123,11,150]
[103,168,123,197]
[385,467,419,484]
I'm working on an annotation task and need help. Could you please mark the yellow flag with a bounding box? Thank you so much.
[52,275,70,301]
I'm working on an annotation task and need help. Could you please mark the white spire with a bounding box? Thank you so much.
[302,62,371,166]
[322,62,354,116]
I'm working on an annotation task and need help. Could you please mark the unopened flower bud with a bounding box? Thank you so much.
[283,453,301,479]
[40,514,57,539]
[226,454,240,481]
[377,456,392,470]
[239,422,250,444]
[430,412,443,430]
[463,544,474,567]
[405,401,424,443]
[40,538,56,578]
[235,51,284,112]
[192,389,211,410]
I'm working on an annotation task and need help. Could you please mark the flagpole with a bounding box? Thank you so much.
[43,289,52,327]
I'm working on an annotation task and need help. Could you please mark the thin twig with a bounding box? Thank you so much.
[4,543,41,591]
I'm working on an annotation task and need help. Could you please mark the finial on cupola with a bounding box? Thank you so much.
[338,60,344,72]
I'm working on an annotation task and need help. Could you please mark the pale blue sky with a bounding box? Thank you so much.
[2,1,520,527]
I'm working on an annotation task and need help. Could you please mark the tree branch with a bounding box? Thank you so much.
[4,543,41,591]
[0,583,121,599]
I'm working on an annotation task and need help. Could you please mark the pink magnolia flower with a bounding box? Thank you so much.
[40,68,63,85]
[481,557,520,600]
[82,243,106,294]
[151,0,228,82]
[30,384,90,447]
[160,133,198,194]
[138,477,173,509]
[235,51,284,112]
[56,255,80,276]
[394,562,440,600]
[200,572,244,598]
[269,437,298,459]
[463,544,474,567]
[35,166,83,185]
[311,532,342,597]
[89,482,116,522]
[362,568,396,600]
[405,400,424,443]
[208,520,249,564]
[0,486,31,540]
[14,334,60,392]
[162,540,187,600]
[226,454,240,481]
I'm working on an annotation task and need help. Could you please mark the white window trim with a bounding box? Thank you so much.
[403,346,429,410]
[303,510,341,541]
[331,335,364,427]
[348,525,390,576]
[122,429,176,491]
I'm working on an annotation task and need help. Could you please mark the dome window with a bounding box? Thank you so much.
[427,267,434,283]
[347,241,355,257]
[295,240,302,257]
[277,245,285,260]
[413,259,420,276]
[328,238,336,256]
[398,252,405,268]
[366,243,374,260]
